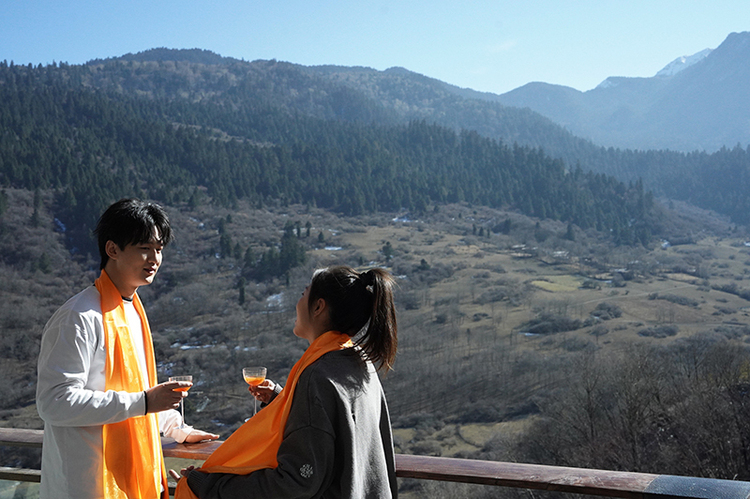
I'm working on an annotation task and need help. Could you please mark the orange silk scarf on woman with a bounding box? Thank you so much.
[174,331,354,499]
[95,270,169,499]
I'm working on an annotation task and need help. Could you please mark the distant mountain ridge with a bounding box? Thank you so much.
[0,57,659,251]
[71,45,750,226]
[301,63,590,155]
[93,33,750,154]
[87,49,594,168]
[496,31,750,152]
[654,48,712,78]
[5,43,750,232]
[88,47,243,66]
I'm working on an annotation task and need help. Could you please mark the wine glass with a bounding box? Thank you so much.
[169,375,193,426]
[242,367,267,416]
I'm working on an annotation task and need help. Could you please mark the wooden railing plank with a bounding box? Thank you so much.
[3,428,750,498]
[395,455,658,498]
[162,438,223,460]
[0,428,43,448]
[0,467,41,483]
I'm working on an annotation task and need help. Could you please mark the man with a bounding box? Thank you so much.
[36,198,218,499]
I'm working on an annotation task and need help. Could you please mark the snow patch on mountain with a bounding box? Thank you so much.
[596,78,618,90]
[655,48,712,77]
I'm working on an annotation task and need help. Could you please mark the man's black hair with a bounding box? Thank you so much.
[93,199,174,270]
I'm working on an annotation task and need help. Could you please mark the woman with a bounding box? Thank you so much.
[173,266,399,498]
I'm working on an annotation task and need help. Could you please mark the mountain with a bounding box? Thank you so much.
[496,32,750,152]
[78,51,596,172]
[655,48,712,77]
[302,64,582,150]
[4,45,750,233]
[0,55,659,254]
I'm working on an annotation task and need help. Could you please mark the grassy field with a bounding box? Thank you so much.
[322,208,750,348]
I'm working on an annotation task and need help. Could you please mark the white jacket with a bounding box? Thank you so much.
[36,285,190,499]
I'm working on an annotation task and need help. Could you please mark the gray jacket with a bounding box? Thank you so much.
[188,348,398,498]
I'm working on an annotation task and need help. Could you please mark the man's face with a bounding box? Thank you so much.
[107,228,163,296]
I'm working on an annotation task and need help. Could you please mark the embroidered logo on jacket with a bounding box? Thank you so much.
[300,464,314,479]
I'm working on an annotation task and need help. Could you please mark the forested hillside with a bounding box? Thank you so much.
[303,63,750,226]
[4,50,750,231]
[0,58,658,257]
[88,50,750,226]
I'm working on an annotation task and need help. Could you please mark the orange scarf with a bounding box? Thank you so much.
[96,270,169,499]
[174,331,353,499]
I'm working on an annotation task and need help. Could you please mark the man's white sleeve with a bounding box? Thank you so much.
[36,307,145,426]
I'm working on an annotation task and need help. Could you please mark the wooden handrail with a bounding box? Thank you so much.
[3,427,750,498]
[0,428,42,447]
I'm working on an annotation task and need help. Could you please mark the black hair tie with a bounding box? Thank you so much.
[360,270,374,287]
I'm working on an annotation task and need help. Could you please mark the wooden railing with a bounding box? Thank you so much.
[3,427,750,498]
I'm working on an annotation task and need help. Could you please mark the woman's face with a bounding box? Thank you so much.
[293,285,313,341]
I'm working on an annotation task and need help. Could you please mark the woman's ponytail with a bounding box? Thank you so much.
[307,266,398,372]
[360,268,398,372]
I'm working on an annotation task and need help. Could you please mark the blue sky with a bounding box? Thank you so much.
[1,1,746,95]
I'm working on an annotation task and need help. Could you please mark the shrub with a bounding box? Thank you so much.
[591,302,622,320]
[392,413,444,431]
[581,279,601,289]
[474,288,507,304]
[410,439,442,457]
[519,312,582,335]
[398,292,421,310]
[638,325,679,338]
[590,325,609,337]
[559,337,595,352]
[652,293,699,307]
[453,401,503,423]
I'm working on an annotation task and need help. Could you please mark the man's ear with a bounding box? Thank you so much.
[105,240,120,261]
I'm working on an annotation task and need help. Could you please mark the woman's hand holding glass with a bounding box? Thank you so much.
[242,367,267,416]
[248,379,276,405]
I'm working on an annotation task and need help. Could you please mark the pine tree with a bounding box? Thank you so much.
[382,241,394,262]
[238,277,246,305]
[565,223,575,241]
